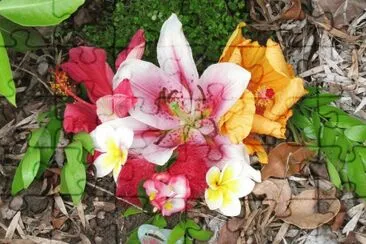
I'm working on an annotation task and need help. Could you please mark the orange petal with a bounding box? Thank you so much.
[220,22,246,62]
[264,77,308,121]
[251,114,286,139]
[219,90,255,144]
[265,39,291,78]
[243,135,268,164]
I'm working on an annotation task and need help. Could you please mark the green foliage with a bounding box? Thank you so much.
[168,218,213,243]
[60,132,94,205]
[11,109,62,195]
[0,0,84,105]
[126,214,167,244]
[291,88,366,198]
[122,206,143,218]
[82,0,247,72]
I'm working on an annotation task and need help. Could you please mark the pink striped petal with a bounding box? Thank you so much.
[113,59,191,130]
[96,94,135,122]
[157,14,198,94]
[115,29,145,70]
[194,63,250,120]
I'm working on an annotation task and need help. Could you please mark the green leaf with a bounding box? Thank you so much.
[0,31,16,105]
[152,214,167,228]
[65,141,83,163]
[187,229,213,241]
[168,223,186,244]
[126,229,139,244]
[328,114,363,128]
[60,157,86,205]
[301,93,339,108]
[0,16,45,52]
[344,125,366,142]
[74,132,94,154]
[291,110,312,129]
[185,219,200,230]
[11,147,40,195]
[326,160,342,189]
[0,0,85,26]
[343,153,366,198]
[312,111,321,139]
[122,206,143,218]
[28,128,46,147]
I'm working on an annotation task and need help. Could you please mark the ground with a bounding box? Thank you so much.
[1,0,366,243]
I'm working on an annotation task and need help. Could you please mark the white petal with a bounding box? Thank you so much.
[142,143,176,165]
[205,188,223,210]
[112,164,124,183]
[234,176,255,198]
[90,125,115,152]
[96,95,118,123]
[220,197,242,217]
[157,14,198,93]
[241,163,261,183]
[115,127,134,149]
[93,153,114,178]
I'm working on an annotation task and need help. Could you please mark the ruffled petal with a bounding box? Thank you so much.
[243,135,268,164]
[161,198,186,216]
[157,14,198,93]
[195,63,250,120]
[219,90,255,143]
[63,102,97,133]
[61,46,113,102]
[113,59,190,130]
[115,29,145,70]
[169,175,191,199]
[251,114,286,138]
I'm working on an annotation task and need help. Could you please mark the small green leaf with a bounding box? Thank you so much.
[0,31,16,105]
[28,128,46,147]
[126,229,139,244]
[123,206,143,218]
[152,214,167,228]
[326,160,342,189]
[185,219,200,230]
[0,0,85,26]
[168,223,186,244]
[60,158,86,205]
[65,141,83,163]
[11,147,40,195]
[301,93,339,108]
[187,229,213,241]
[344,125,366,142]
[328,114,363,128]
[74,132,94,154]
[312,112,321,139]
[291,110,312,129]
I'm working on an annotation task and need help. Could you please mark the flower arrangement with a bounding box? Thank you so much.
[11,11,366,244]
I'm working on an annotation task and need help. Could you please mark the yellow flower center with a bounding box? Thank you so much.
[104,138,126,167]
[255,86,275,114]
[163,201,173,211]
[149,192,156,201]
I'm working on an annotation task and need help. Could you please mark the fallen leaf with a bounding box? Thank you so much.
[253,179,292,217]
[280,0,305,20]
[261,142,316,180]
[280,188,341,229]
[331,202,346,231]
[217,219,241,244]
[314,0,366,29]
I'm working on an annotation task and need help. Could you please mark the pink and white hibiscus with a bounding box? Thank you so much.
[143,173,190,216]
[113,14,251,165]
[60,29,145,133]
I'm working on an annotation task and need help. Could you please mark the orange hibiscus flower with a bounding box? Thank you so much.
[219,23,307,164]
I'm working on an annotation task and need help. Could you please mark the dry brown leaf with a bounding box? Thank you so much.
[314,0,366,29]
[261,142,316,180]
[331,202,346,231]
[253,179,291,217]
[217,218,241,244]
[280,188,341,229]
[280,0,305,20]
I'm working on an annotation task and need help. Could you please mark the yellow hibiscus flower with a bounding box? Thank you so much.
[219,22,307,164]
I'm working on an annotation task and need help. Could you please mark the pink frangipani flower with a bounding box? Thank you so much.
[143,173,191,216]
[113,14,251,165]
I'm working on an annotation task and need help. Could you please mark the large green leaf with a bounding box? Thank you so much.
[74,132,94,154]
[344,125,366,142]
[0,31,15,105]
[0,0,85,27]
[0,16,45,52]
[301,93,339,108]
[60,158,86,205]
[11,147,40,195]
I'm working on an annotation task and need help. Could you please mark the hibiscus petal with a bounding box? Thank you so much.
[220,193,242,216]
[93,153,114,178]
[63,102,97,133]
[195,63,251,120]
[157,14,198,93]
[61,46,113,102]
[113,59,190,130]
[115,29,145,70]
[205,188,223,210]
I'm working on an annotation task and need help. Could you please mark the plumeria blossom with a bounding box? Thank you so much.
[113,14,251,165]
[90,117,138,182]
[219,22,307,164]
[205,143,261,216]
[57,30,145,133]
[143,173,190,216]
